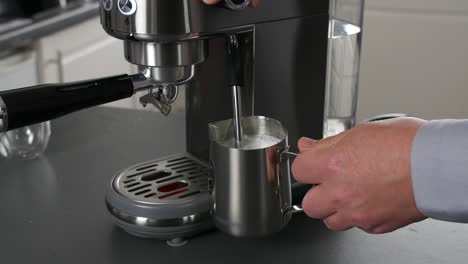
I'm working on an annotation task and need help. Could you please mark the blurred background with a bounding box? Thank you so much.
[358,0,468,121]
[0,0,467,121]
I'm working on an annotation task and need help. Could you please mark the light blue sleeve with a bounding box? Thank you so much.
[411,120,468,223]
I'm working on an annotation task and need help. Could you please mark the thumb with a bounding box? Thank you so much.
[203,0,222,4]
[250,0,260,7]
[298,130,352,153]
[298,137,318,152]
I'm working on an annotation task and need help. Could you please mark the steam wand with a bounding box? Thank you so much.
[228,35,245,147]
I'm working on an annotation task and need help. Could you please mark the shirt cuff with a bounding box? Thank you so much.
[411,119,468,223]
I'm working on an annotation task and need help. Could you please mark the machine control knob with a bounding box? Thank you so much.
[223,0,251,10]
[117,0,137,16]
[101,0,113,11]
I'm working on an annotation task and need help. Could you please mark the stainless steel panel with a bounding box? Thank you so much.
[100,0,329,41]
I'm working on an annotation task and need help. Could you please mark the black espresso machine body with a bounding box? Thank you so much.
[99,0,331,245]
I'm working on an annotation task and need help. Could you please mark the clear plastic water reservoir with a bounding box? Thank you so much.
[324,0,365,137]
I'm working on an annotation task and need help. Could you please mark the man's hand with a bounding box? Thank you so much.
[203,0,260,8]
[292,118,428,234]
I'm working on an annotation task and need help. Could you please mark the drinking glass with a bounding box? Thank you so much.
[0,121,51,160]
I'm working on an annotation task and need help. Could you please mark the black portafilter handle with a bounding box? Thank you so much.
[222,0,251,10]
[0,74,136,132]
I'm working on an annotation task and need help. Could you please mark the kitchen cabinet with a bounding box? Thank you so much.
[358,0,468,121]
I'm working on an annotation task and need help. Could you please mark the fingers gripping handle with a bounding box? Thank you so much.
[281,148,305,216]
[0,74,134,132]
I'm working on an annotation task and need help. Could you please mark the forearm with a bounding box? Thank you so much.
[411,119,468,223]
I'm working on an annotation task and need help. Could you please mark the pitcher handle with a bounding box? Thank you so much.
[285,205,304,216]
[281,147,305,215]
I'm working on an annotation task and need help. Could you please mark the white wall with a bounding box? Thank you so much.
[0,50,37,91]
[357,0,468,121]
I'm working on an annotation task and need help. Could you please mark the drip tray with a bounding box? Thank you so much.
[105,153,214,246]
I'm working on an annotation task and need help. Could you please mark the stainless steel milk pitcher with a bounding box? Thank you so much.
[209,116,303,237]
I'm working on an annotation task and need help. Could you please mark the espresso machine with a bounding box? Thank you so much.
[0,0,364,245]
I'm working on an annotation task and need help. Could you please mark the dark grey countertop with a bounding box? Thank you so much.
[0,1,100,50]
[0,107,467,263]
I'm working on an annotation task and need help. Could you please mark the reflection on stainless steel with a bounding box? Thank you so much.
[282,151,298,158]
[0,96,8,132]
[106,202,211,228]
[285,205,304,216]
[59,0,68,9]
[280,148,299,163]
[100,0,204,42]
[124,40,207,68]
[139,65,196,86]
[129,72,152,92]
[166,237,188,247]
[124,39,206,86]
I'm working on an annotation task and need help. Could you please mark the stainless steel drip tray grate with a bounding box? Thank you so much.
[106,153,214,244]
[113,153,212,203]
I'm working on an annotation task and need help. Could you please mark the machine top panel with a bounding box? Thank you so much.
[100,0,330,41]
